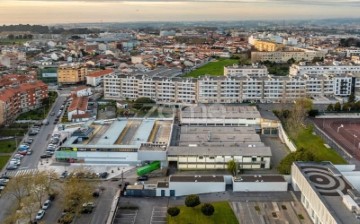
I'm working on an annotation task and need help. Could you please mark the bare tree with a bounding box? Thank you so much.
[3,174,32,207]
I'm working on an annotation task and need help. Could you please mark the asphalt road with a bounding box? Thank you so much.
[0,95,67,221]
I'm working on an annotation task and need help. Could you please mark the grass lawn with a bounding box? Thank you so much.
[168,201,238,224]
[293,127,347,164]
[0,156,11,170]
[0,140,17,153]
[0,129,27,137]
[0,38,28,45]
[184,58,238,78]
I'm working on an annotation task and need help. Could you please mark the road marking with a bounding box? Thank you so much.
[150,207,167,224]
[5,168,38,177]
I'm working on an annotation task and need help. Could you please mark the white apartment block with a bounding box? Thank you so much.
[224,65,268,77]
[290,63,360,76]
[104,73,358,104]
[251,49,326,63]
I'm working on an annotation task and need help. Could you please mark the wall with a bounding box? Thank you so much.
[169,181,226,196]
[278,124,297,152]
[233,181,288,192]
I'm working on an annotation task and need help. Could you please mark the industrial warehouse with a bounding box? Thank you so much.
[55,106,280,173]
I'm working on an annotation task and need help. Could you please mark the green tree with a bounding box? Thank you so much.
[185,194,200,208]
[167,207,180,217]
[201,203,215,216]
[327,104,334,111]
[334,102,342,111]
[133,97,155,110]
[227,159,237,176]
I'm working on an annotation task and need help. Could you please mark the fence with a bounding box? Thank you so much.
[312,124,353,162]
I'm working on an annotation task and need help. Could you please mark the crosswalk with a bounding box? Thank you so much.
[4,168,38,177]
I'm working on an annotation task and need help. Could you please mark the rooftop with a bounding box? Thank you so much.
[234,175,286,183]
[87,69,114,78]
[181,105,261,119]
[170,175,224,183]
[68,95,89,112]
[294,162,359,224]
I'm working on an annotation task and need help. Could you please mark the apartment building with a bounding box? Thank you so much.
[0,78,48,125]
[57,63,87,85]
[253,40,284,52]
[86,69,114,87]
[224,65,268,77]
[251,49,326,63]
[104,73,357,104]
[290,63,360,76]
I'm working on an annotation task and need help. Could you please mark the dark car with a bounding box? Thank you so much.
[136,175,149,181]
[40,154,51,159]
[99,172,108,179]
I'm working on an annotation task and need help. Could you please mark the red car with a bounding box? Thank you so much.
[18,150,28,155]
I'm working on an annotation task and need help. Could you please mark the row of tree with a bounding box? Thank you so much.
[167,195,215,217]
[327,101,360,112]
[3,168,96,224]
[7,34,33,40]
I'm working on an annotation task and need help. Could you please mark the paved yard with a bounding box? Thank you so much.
[231,201,311,224]
[150,207,167,224]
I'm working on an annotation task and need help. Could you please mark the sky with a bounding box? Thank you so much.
[0,0,359,25]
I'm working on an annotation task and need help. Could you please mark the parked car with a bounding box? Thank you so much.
[42,200,51,210]
[35,209,45,220]
[14,154,24,159]
[50,112,55,116]
[26,150,33,155]
[10,159,20,166]
[81,202,95,213]
[40,154,51,159]
[6,165,17,170]
[46,151,54,156]
[18,150,28,156]
[99,172,108,179]
[136,175,149,181]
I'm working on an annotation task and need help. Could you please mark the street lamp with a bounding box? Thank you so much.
[337,124,344,133]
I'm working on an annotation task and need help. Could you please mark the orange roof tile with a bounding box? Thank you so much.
[87,69,113,78]
[68,95,89,112]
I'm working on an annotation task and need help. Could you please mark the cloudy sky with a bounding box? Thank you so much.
[0,0,359,24]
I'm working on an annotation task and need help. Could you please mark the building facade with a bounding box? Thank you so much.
[86,69,114,87]
[251,49,326,63]
[290,63,360,76]
[224,65,268,77]
[57,63,87,85]
[0,77,48,125]
[104,73,357,104]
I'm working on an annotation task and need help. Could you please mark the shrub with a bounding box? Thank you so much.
[167,207,180,217]
[201,203,215,216]
[185,194,200,208]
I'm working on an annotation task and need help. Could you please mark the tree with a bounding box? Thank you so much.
[327,104,334,111]
[286,98,312,137]
[201,203,215,216]
[348,93,356,103]
[227,159,237,176]
[62,168,96,214]
[278,148,316,174]
[334,102,342,111]
[133,97,155,110]
[185,194,200,208]
[167,207,180,217]
[3,173,32,207]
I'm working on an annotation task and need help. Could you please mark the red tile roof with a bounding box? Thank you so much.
[72,85,89,92]
[87,69,113,78]
[68,95,89,112]
[72,112,91,119]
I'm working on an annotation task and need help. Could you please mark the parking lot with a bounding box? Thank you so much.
[113,208,138,224]
[150,207,167,224]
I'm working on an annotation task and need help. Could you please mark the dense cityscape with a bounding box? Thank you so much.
[0,18,360,224]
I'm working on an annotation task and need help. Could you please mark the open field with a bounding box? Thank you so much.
[184,58,238,78]
[293,127,346,164]
[314,118,360,160]
[167,201,238,224]
[0,156,11,170]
